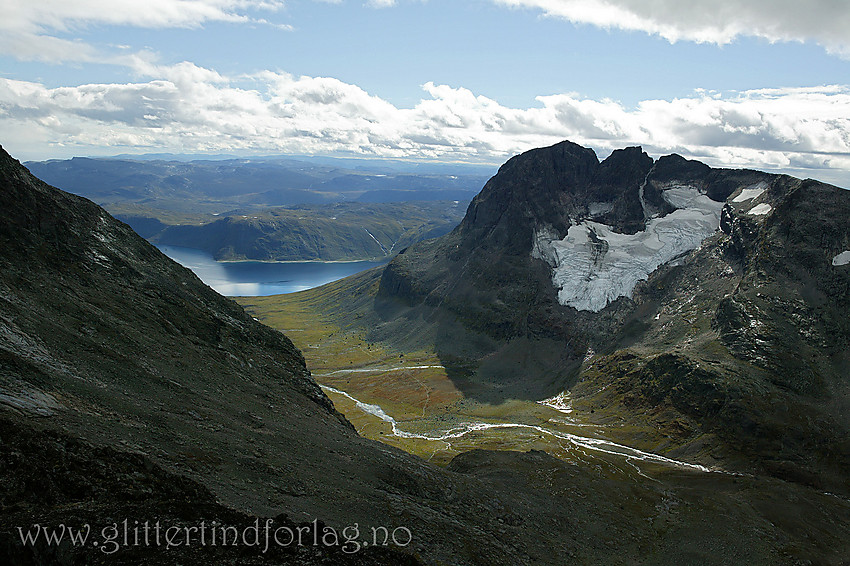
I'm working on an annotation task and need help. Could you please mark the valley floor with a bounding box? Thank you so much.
[239,289,738,476]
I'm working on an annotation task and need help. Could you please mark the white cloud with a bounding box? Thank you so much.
[0,0,289,62]
[6,0,850,64]
[2,64,850,187]
[494,0,850,56]
[4,0,287,31]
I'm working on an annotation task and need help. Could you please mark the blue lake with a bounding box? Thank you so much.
[156,245,386,297]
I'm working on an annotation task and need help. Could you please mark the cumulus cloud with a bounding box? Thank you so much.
[494,0,850,56]
[0,0,289,62]
[2,64,849,186]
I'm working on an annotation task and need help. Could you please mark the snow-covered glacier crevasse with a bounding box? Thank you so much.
[532,186,725,312]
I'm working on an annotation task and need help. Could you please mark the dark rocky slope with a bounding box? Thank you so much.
[0,417,416,566]
[0,144,555,565]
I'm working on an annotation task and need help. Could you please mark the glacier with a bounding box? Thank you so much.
[533,187,725,312]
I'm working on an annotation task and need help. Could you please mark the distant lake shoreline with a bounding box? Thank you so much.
[156,244,386,297]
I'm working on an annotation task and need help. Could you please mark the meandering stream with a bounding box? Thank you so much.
[321,384,715,473]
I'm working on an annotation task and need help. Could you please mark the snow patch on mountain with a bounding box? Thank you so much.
[732,182,768,202]
[748,203,773,216]
[833,251,850,266]
[532,186,724,312]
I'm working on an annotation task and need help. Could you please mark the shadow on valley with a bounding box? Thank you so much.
[369,261,585,405]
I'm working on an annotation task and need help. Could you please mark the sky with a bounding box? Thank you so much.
[2,0,850,186]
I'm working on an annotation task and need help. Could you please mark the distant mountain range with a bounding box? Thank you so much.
[3,142,850,565]
[24,156,483,262]
[24,156,493,213]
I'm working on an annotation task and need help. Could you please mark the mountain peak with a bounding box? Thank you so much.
[457,140,599,252]
[456,141,662,257]
[360,139,850,500]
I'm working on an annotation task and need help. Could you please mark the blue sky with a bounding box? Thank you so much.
[2,0,850,185]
